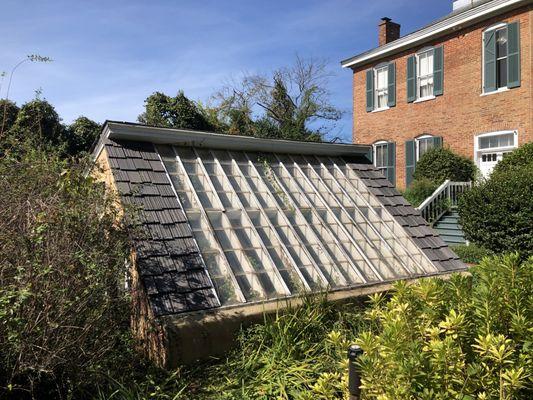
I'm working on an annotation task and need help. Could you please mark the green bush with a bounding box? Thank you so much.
[492,142,533,176]
[0,148,133,398]
[459,165,533,256]
[356,253,532,400]
[413,147,476,184]
[450,244,493,264]
[402,178,439,207]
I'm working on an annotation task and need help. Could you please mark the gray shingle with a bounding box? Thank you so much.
[105,139,219,317]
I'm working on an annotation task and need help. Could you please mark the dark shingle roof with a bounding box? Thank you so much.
[349,163,465,272]
[106,139,220,316]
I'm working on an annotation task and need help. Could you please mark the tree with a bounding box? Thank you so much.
[413,147,477,184]
[0,100,19,134]
[212,56,342,141]
[138,91,214,131]
[8,98,66,151]
[66,116,101,155]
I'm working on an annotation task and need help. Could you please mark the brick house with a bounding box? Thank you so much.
[341,0,532,188]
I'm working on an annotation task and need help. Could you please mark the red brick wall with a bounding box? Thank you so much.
[352,6,532,188]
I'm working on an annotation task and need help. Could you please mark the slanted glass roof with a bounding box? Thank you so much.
[156,144,439,307]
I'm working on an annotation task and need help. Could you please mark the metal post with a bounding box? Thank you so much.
[347,344,363,400]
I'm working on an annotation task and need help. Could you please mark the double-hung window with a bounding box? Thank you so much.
[483,22,520,93]
[417,50,434,99]
[373,141,396,186]
[416,135,435,160]
[374,66,389,110]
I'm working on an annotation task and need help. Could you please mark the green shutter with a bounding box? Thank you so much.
[405,140,416,187]
[407,55,417,103]
[432,136,443,148]
[433,46,444,96]
[386,142,396,186]
[387,62,396,107]
[366,69,374,112]
[507,22,520,88]
[484,30,497,93]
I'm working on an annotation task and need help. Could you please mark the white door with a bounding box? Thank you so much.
[479,152,499,178]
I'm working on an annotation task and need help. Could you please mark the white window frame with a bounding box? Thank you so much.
[482,22,510,95]
[416,48,435,101]
[373,140,389,174]
[415,134,434,161]
[474,130,518,172]
[373,65,389,111]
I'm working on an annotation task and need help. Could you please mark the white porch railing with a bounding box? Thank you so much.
[417,180,472,224]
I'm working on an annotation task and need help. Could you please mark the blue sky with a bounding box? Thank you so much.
[1,0,452,142]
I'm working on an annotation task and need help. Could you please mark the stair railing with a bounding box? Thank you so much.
[417,180,472,225]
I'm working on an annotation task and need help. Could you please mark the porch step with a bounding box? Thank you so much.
[433,210,466,246]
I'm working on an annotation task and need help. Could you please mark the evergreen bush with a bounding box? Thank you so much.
[459,165,533,256]
[413,147,476,184]
[492,142,533,176]
[402,178,439,207]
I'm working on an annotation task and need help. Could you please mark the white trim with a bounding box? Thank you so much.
[416,48,435,100]
[371,106,390,113]
[373,64,389,110]
[484,21,509,32]
[413,95,437,103]
[341,0,527,68]
[480,86,510,96]
[415,134,435,161]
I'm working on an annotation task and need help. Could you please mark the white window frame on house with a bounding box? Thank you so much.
[474,130,518,177]
[373,140,389,174]
[482,22,510,95]
[373,65,389,111]
[416,48,435,101]
[415,134,434,161]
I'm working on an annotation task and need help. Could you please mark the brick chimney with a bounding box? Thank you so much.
[379,17,401,46]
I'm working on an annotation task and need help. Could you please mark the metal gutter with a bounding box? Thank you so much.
[101,121,371,157]
[341,0,529,69]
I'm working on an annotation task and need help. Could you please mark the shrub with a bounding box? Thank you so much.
[402,178,439,207]
[450,244,493,264]
[413,147,476,184]
[492,142,533,176]
[459,165,533,256]
[356,253,533,400]
[0,148,132,398]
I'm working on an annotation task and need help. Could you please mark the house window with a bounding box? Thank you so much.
[374,141,388,173]
[483,22,520,93]
[417,49,434,99]
[495,26,508,89]
[416,135,434,161]
[475,131,517,177]
[373,141,396,186]
[374,66,389,110]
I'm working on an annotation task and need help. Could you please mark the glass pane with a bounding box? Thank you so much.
[479,133,514,149]
[496,28,508,58]
[497,58,507,88]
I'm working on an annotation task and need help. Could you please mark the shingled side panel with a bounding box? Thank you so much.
[348,163,466,272]
[106,139,220,316]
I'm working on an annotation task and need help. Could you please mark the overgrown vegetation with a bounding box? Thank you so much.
[96,254,532,400]
[492,142,533,176]
[451,244,494,264]
[0,147,132,398]
[459,146,533,257]
[402,177,439,207]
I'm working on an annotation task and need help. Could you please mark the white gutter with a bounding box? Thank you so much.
[101,121,371,157]
[341,0,529,69]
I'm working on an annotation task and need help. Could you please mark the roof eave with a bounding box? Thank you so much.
[341,0,528,69]
[102,121,372,157]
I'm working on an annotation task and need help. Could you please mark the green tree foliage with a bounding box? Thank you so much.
[0,147,132,398]
[492,142,533,176]
[9,98,65,149]
[402,177,439,207]
[459,162,533,256]
[138,91,215,131]
[413,147,477,184]
[356,253,532,400]
[0,99,19,134]
[66,116,102,155]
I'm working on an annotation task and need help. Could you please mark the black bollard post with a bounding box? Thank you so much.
[347,344,363,400]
